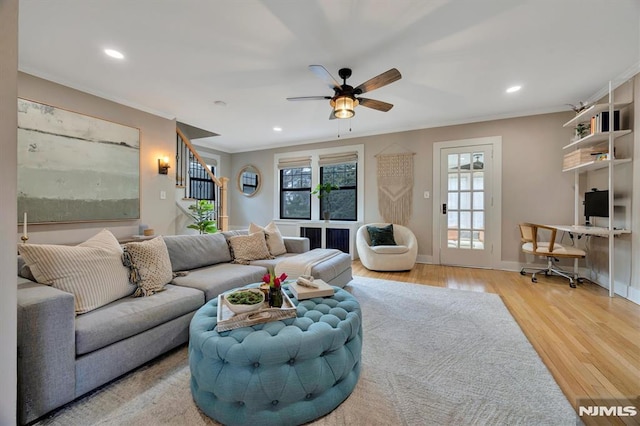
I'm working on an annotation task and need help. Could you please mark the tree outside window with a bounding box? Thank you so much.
[320,163,357,221]
[280,167,312,219]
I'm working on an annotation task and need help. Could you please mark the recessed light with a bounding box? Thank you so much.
[506,85,522,93]
[273,127,282,132]
[104,49,124,59]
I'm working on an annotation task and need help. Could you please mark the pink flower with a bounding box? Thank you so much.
[263,271,288,287]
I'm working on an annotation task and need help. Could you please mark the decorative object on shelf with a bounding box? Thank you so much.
[158,157,170,174]
[263,269,287,308]
[312,182,339,221]
[237,164,262,197]
[376,152,414,226]
[187,200,217,234]
[17,98,140,223]
[566,101,591,114]
[573,123,590,140]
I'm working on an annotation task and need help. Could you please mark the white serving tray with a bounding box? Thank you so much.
[216,289,296,332]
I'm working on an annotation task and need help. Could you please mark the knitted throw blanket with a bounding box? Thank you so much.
[377,153,414,225]
[275,248,342,279]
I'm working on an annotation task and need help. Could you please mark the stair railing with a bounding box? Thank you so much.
[176,127,228,231]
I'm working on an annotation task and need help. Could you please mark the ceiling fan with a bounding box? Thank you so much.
[287,65,402,119]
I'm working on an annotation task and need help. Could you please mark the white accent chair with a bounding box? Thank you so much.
[356,223,418,271]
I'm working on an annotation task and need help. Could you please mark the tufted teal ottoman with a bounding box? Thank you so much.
[189,285,362,426]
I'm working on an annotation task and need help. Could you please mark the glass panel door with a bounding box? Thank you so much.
[440,145,492,267]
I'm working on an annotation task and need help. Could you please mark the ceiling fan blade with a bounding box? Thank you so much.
[358,97,394,112]
[309,65,341,91]
[329,110,337,120]
[287,96,331,101]
[354,68,402,95]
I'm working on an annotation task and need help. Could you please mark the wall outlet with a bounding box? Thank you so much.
[160,190,166,200]
[424,191,430,199]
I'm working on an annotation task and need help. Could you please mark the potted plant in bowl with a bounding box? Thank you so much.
[312,182,339,221]
[187,200,218,234]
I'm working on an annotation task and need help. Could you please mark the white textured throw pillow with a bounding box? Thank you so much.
[18,229,135,314]
[122,236,173,297]
[249,221,287,256]
[229,231,273,264]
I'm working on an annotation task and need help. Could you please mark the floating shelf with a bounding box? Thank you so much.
[562,129,632,150]
[563,102,631,127]
[562,158,631,173]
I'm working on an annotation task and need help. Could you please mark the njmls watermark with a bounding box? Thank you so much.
[577,397,639,425]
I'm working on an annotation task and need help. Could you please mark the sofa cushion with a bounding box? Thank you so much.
[122,236,173,297]
[249,221,287,256]
[171,263,267,302]
[249,253,298,270]
[75,284,204,355]
[17,255,36,281]
[307,251,352,285]
[163,233,232,272]
[228,231,273,265]
[371,245,409,254]
[367,224,397,246]
[18,229,135,314]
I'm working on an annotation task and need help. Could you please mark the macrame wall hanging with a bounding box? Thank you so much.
[376,152,414,225]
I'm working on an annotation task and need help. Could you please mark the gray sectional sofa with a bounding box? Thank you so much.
[16,231,352,425]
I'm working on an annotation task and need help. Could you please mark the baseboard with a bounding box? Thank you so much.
[628,286,640,305]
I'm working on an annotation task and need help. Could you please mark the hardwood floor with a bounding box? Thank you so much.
[352,261,640,425]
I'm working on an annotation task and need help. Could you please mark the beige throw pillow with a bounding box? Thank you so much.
[229,231,273,264]
[18,229,135,314]
[122,236,173,297]
[249,221,287,256]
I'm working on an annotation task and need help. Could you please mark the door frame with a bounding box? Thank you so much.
[432,136,502,268]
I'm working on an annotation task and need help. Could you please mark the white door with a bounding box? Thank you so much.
[435,141,499,268]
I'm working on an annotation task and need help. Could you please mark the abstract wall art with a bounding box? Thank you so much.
[17,98,140,223]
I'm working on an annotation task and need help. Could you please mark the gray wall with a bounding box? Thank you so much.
[1,0,18,423]
[17,73,178,244]
[229,111,577,266]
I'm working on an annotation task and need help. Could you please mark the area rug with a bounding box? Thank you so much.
[35,277,577,425]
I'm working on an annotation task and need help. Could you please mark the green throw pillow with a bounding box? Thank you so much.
[367,224,397,246]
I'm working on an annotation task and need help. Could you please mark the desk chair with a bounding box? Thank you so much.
[518,223,586,288]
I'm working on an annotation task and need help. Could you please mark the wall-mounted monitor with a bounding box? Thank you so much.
[584,189,608,223]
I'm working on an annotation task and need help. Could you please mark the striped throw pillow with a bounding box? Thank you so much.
[19,229,135,314]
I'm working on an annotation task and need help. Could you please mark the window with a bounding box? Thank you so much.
[189,161,216,201]
[280,165,312,219]
[275,147,363,221]
[320,162,357,220]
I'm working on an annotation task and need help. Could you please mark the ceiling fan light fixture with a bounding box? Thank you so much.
[333,95,357,119]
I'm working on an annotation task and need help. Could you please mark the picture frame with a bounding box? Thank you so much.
[17,98,140,223]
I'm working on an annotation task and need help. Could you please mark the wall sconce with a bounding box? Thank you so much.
[158,157,170,174]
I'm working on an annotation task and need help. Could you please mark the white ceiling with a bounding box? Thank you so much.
[18,0,640,153]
